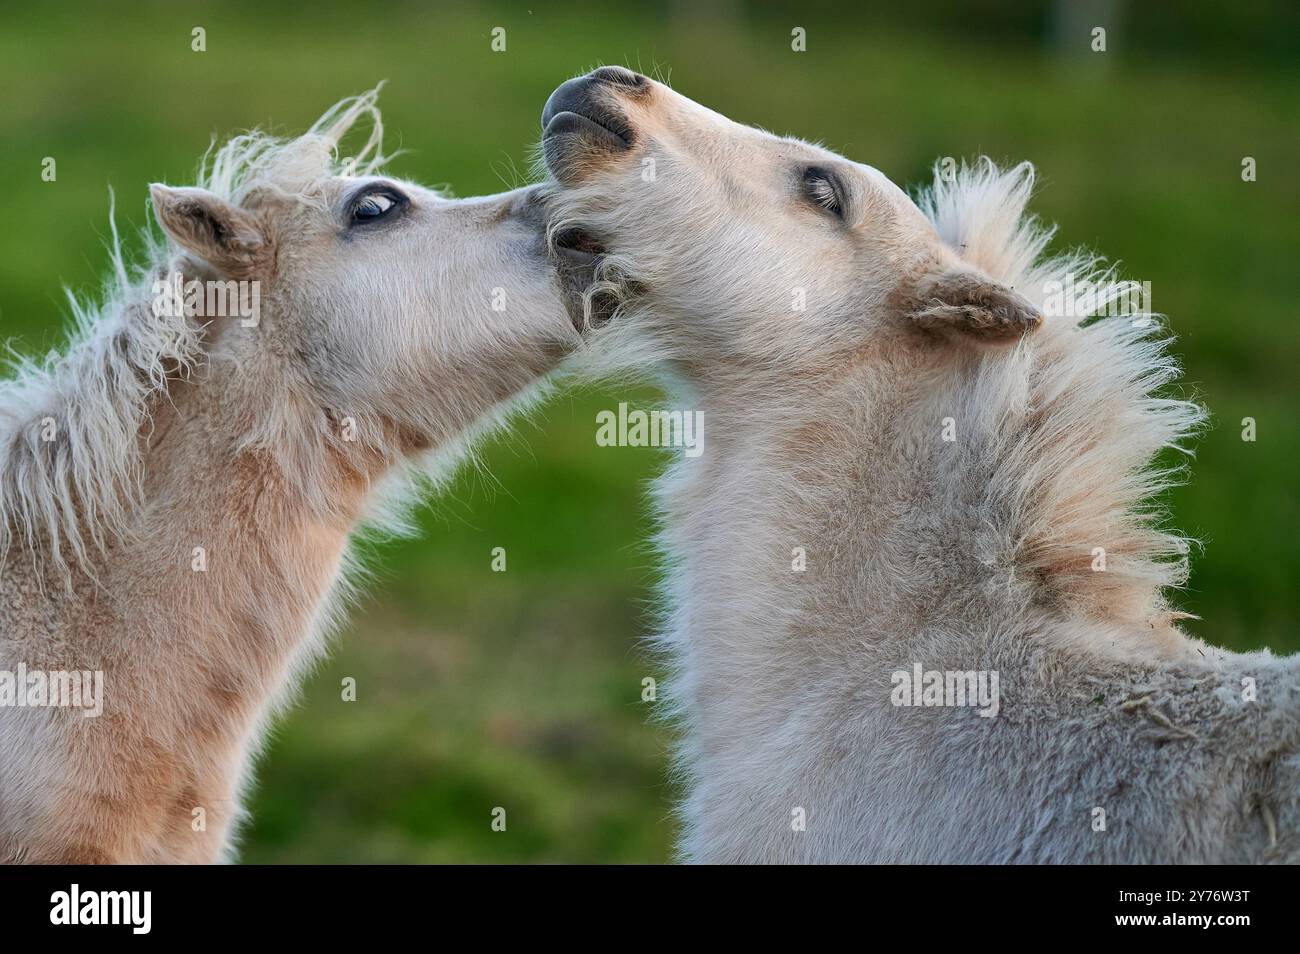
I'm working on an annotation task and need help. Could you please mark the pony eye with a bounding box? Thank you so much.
[349,188,406,225]
[802,167,844,219]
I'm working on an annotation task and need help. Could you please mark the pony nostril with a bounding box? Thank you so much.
[589,66,646,90]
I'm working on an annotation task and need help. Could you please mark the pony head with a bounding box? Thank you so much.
[540,67,1040,375]
[0,90,582,579]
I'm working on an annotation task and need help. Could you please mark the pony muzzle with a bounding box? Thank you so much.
[541,67,645,184]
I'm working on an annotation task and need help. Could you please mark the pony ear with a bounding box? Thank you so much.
[150,185,270,279]
[909,266,1042,345]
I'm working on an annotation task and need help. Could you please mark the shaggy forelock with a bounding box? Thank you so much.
[202,86,392,208]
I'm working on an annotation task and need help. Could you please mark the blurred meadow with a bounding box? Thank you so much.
[0,1,1296,861]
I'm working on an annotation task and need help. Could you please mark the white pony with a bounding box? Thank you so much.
[542,67,1300,863]
[0,91,583,863]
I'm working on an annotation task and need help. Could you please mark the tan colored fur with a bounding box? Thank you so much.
[0,93,578,863]
[543,71,1300,863]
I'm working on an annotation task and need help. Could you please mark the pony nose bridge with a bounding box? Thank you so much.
[587,65,648,90]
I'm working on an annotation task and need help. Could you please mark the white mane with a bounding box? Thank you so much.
[0,90,390,580]
[914,159,1205,624]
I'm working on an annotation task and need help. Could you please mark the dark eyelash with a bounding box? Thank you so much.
[803,167,844,218]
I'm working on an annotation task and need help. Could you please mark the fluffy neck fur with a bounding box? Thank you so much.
[0,264,382,861]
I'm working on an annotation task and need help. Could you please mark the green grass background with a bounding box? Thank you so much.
[0,1,1295,861]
